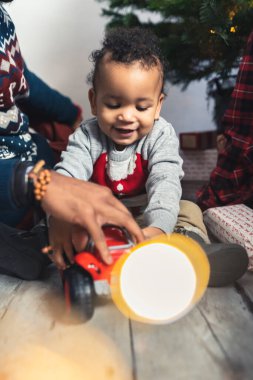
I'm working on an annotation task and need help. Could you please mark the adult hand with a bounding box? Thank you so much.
[217,134,228,153]
[41,172,144,264]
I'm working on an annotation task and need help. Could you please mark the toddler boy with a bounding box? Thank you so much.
[51,27,248,286]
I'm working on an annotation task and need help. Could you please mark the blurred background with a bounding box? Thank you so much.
[6,0,217,135]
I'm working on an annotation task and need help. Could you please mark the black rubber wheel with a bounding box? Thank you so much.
[63,265,95,321]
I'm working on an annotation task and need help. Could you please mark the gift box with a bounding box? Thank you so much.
[180,130,217,150]
[204,204,253,270]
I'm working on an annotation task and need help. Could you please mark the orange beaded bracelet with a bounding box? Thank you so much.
[28,160,51,202]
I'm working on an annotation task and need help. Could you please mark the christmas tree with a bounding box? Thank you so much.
[97,0,253,129]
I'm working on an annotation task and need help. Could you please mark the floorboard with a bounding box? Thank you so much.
[131,292,232,380]
[0,267,252,379]
[0,268,133,379]
[198,286,253,380]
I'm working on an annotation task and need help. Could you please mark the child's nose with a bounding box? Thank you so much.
[118,107,136,122]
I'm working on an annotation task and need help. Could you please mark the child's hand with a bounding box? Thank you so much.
[142,227,165,240]
[47,217,89,270]
[47,217,74,270]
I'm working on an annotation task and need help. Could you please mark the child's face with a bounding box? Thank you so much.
[88,56,164,150]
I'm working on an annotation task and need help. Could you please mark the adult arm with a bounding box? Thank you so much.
[10,161,144,266]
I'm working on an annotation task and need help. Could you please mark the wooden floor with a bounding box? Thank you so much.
[0,266,253,380]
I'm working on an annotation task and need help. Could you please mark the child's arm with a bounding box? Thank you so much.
[48,122,94,269]
[143,119,184,234]
[48,120,102,268]
[142,226,164,239]
[54,121,96,180]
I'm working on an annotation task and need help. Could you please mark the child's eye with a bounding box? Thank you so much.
[136,106,149,112]
[105,104,120,109]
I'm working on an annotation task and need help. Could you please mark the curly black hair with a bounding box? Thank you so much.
[87,27,166,92]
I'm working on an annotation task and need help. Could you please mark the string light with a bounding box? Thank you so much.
[229,10,236,20]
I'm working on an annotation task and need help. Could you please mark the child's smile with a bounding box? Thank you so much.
[89,55,164,150]
[113,127,136,137]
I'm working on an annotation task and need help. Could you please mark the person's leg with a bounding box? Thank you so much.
[0,158,30,227]
[0,135,54,229]
[0,222,50,280]
[175,200,210,242]
[175,200,249,287]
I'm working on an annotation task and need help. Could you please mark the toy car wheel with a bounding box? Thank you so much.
[63,265,95,321]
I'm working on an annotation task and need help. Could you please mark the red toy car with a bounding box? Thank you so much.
[62,225,134,320]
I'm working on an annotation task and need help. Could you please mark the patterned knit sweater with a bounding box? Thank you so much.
[0,4,79,161]
[55,117,184,233]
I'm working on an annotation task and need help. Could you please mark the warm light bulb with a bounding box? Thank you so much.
[111,233,210,324]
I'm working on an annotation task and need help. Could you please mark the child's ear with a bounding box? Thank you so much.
[88,88,97,116]
[155,93,165,120]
